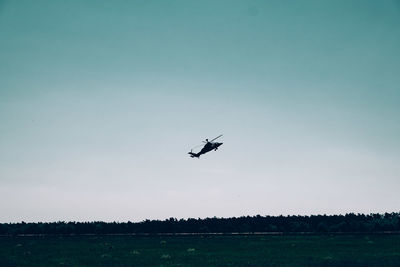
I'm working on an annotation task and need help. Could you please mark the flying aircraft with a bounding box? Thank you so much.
[188,135,223,158]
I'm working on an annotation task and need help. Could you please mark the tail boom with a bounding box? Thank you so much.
[188,152,200,158]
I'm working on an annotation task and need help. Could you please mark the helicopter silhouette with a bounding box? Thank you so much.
[188,134,223,158]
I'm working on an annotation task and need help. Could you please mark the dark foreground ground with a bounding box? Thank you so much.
[1,234,399,266]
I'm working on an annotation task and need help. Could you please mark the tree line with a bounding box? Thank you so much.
[0,213,399,235]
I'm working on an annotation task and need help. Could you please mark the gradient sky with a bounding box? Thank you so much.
[1,0,400,223]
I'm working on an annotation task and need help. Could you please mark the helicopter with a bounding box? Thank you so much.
[188,134,223,158]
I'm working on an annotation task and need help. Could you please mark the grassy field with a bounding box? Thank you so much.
[1,234,399,266]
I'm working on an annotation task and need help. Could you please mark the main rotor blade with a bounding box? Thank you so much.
[210,134,223,142]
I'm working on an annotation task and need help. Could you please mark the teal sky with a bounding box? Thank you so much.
[1,0,399,222]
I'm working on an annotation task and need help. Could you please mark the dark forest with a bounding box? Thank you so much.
[1,213,399,235]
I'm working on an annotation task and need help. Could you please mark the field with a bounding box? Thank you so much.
[1,234,400,266]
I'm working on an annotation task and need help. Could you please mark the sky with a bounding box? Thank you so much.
[1,0,400,223]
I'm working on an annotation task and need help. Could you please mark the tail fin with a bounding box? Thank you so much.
[188,151,200,158]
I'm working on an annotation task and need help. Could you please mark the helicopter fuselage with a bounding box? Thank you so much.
[189,142,223,158]
[188,135,223,158]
